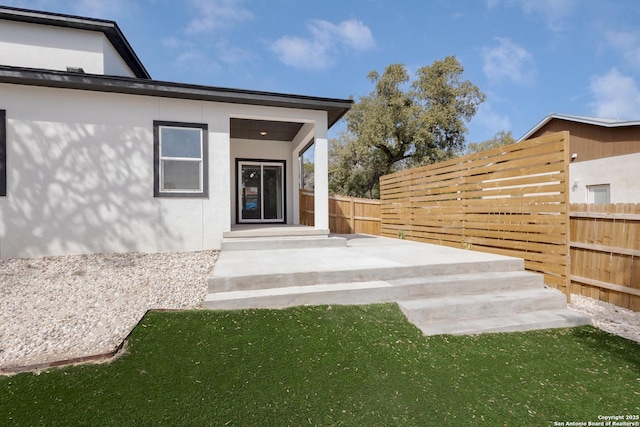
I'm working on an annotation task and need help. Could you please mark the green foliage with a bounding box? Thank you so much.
[466,130,516,155]
[329,130,383,198]
[2,307,639,426]
[330,56,485,198]
[301,158,314,191]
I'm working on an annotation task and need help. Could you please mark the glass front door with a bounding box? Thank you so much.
[239,161,284,223]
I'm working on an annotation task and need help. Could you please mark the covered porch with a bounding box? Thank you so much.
[226,106,343,237]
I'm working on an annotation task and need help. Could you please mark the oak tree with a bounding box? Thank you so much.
[330,56,485,198]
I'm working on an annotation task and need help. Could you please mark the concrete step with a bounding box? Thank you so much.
[208,254,525,293]
[412,309,591,336]
[223,227,329,238]
[398,288,566,325]
[221,236,347,251]
[204,270,544,310]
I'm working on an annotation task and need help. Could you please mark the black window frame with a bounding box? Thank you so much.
[153,120,208,198]
[0,110,6,197]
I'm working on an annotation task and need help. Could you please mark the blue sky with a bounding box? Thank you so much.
[6,0,640,143]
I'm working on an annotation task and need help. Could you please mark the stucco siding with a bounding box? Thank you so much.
[569,152,640,203]
[102,36,136,77]
[0,82,332,258]
[0,20,136,77]
[1,84,159,257]
[0,84,228,257]
[0,20,105,74]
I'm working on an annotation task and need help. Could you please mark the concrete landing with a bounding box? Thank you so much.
[205,234,590,335]
[210,235,524,291]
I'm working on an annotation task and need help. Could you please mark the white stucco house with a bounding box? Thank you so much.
[520,114,640,204]
[0,6,352,258]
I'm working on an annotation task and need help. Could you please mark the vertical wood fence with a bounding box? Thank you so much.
[299,190,381,235]
[380,131,571,295]
[570,203,640,311]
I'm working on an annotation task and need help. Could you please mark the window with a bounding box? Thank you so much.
[587,184,610,204]
[154,121,208,197]
[0,110,5,197]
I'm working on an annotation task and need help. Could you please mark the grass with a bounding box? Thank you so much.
[2,304,639,426]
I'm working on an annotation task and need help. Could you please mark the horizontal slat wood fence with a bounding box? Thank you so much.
[380,131,571,295]
[570,203,640,311]
[299,190,381,235]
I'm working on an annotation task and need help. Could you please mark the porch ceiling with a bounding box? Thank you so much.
[230,118,304,141]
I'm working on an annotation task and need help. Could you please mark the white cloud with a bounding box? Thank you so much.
[271,37,331,71]
[473,102,512,136]
[487,0,576,31]
[215,40,254,66]
[72,0,134,19]
[520,0,575,30]
[172,49,222,74]
[605,31,640,70]
[312,19,376,50]
[185,0,253,34]
[271,19,375,71]
[589,68,640,119]
[482,38,536,85]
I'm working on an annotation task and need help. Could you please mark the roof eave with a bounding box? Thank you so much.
[0,66,353,128]
[519,113,640,142]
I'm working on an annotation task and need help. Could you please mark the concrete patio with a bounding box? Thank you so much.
[205,234,590,335]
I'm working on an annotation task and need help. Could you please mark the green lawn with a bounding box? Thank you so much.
[2,304,639,426]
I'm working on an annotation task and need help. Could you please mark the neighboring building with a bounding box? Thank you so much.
[0,6,352,258]
[519,114,640,204]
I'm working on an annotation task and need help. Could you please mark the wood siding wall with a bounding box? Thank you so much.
[380,131,571,294]
[570,203,640,311]
[529,119,640,162]
[299,190,381,235]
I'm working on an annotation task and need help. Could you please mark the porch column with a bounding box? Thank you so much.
[314,124,329,231]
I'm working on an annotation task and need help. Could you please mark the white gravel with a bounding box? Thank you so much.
[0,251,218,370]
[568,293,640,344]
[1,251,638,370]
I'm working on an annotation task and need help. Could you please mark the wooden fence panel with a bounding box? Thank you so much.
[380,131,572,295]
[299,189,315,226]
[299,190,381,235]
[570,203,640,311]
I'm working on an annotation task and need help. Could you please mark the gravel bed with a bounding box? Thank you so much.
[1,251,638,370]
[568,293,640,344]
[0,251,218,370]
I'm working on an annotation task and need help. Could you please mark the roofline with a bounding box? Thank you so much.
[0,66,353,128]
[518,113,640,141]
[0,5,151,79]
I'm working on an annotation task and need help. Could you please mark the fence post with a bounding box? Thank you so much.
[562,131,571,302]
[350,196,355,233]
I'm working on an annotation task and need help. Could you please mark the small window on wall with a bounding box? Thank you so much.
[154,121,208,197]
[0,109,5,197]
[587,184,610,204]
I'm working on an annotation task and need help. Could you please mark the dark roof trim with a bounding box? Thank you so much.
[519,113,640,142]
[0,66,353,128]
[0,5,150,79]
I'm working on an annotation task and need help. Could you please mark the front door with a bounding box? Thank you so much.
[238,161,285,223]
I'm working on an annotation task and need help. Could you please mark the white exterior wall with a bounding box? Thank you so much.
[313,119,329,230]
[569,152,640,203]
[102,37,136,77]
[0,83,328,258]
[0,20,135,77]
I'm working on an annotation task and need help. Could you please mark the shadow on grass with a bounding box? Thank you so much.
[568,326,640,373]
